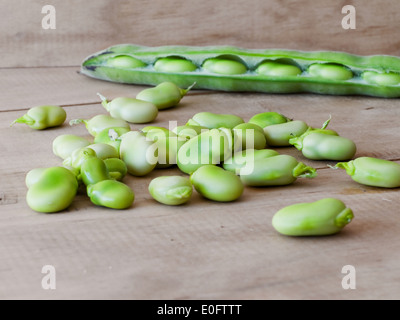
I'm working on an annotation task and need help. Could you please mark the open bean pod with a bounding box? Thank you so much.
[82,44,400,98]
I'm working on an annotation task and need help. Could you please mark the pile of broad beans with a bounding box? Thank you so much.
[12,80,400,237]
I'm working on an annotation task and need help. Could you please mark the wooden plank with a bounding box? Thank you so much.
[2,0,400,299]
[0,67,146,112]
[1,73,400,298]
[1,0,400,68]
[3,69,400,160]
[1,167,399,299]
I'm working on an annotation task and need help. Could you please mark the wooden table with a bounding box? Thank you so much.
[1,0,399,300]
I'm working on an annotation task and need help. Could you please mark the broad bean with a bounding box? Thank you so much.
[202,57,247,75]
[87,180,134,209]
[272,198,354,236]
[106,55,147,68]
[173,125,208,139]
[104,158,128,181]
[263,120,309,146]
[190,165,244,202]
[11,105,66,130]
[334,157,400,188]
[308,63,353,81]
[223,149,280,174]
[98,93,158,124]
[177,128,233,174]
[87,143,119,160]
[70,114,130,137]
[94,127,130,152]
[186,111,244,129]
[232,123,267,150]
[136,82,194,110]
[256,60,302,77]
[149,176,193,205]
[294,132,356,161]
[26,167,78,213]
[248,111,289,128]
[80,156,110,186]
[239,154,317,186]
[154,57,197,73]
[52,134,91,160]
[119,131,157,176]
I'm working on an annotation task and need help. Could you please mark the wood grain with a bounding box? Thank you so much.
[1,0,400,68]
[2,68,400,299]
[1,0,400,300]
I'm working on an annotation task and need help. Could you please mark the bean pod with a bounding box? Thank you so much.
[82,44,400,98]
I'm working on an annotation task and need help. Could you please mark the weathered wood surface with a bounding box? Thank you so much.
[2,0,400,68]
[1,0,400,300]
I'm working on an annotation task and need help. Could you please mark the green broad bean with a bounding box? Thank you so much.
[239,154,317,186]
[136,82,194,110]
[154,136,187,168]
[87,143,119,160]
[334,157,400,188]
[223,149,280,174]
[119,131,158,176]
[11,105,66,130]
[82,44,400,98]
[202,57,247,75]
[26,166,78,213]
[52,134,91,160]
[94,127,130,152]
[362,71,400,86]
[63,165,80,178]
[62,147,97,170]
[104,158,128,181]
[186,111,244,129]
[177,128,233,174]
[232,123,267,150]
[87,180,134,209]
[154,57,197,73]
[289,117,338,150]
[141,126,176,140]
[25,168,48,188]
[106,55,147,68]
[142,127,186,168]
[308,63,353,81]
[190,165,244,202]
[256,60,302,76]
[294,132,356,161]
[149,176,193,205]
[80,156,110,186]
[263,120,309,146]
[70,114,130,137]
[173,125,208,139]
[248,111,289,128]
[98,93,158,124]
[272,198,354,236]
